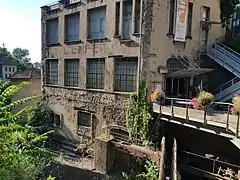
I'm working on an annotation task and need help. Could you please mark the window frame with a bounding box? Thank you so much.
[122,0,133,40]
[88,6,107,40]
[186,2,193,38]
[45,59,59,85]
[168,0,176,35]
[86,58,105,89]
[46,18,59,45]
[64,59,80,87]
[115,1,120,36]
[114,57,138,92]
[65,12,80,42]
[77,111,92,128]
[134,0,141,34]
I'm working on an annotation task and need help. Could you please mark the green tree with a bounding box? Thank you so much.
[220,0,239,25]
[12,48,33,71]
[0,80,55,180]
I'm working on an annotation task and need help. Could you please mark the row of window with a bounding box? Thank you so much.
[46,0,140,44]
[45,58,138,92]
[4,67,15,72]
[168,1,210,37]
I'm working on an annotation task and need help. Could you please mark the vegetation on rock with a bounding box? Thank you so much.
[231,96,240,115]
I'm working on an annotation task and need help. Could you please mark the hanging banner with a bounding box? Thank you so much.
[174,0,188,42]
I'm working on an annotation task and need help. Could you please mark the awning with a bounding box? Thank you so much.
[167,68,214,78]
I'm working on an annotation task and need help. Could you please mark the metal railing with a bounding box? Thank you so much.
[46,1,60,11]
[179,150,240,178]
[213,77,240,94]
[155,97,240,137]
[216,42,240,60]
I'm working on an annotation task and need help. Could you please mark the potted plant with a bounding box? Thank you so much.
[197,90,214,108]
[151,89,166,102]
[231,96,240,116]
[191,97,203,110]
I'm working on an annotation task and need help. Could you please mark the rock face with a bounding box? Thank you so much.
[44,86,129,142]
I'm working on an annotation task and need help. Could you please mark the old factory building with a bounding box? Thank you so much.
[41,0,224,143]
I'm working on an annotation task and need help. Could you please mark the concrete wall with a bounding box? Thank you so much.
[2,65,17,81]
[41,0,224,141]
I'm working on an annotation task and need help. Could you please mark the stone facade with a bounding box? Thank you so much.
[41,0,224,142]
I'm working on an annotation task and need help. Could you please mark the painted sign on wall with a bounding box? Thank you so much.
[174,0,189,42]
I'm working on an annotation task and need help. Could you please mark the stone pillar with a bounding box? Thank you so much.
[94,137,115,174]
[59,58,65,86]
[105,57,114,91]
[132,0,136,34]
[79,58,86,89]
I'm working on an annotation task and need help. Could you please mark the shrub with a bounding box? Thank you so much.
[150,89,166,102]
[197,91,214,107]
[232,96,240,116]
[191,97,203,110]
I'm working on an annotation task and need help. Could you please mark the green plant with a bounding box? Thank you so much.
[150,89,165,102]
[0,81,56,180]
[232,96,240,115]
[124,80,159,180]
[197,91,214,107]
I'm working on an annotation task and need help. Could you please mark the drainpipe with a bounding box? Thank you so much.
[137,0,144,97]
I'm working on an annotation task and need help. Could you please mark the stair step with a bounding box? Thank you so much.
[62,144,78,154]
[53,138,78,149]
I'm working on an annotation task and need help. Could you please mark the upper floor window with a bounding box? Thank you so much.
[46,59,58,85]
[87,58,105,89]
[64,59,79,87]
[134,0,140,33]
[46,18,59,44]
[115,58,137,92]
[5,67,7,71]
[12,67,15,72]
[123,0,133,40]
[168,0,175,35]
[115,2,120,36]
[65,13,80,42]
[187,2,193,37]
[202,6,210,22]
[88,7,106,39]
[9,67,11,72]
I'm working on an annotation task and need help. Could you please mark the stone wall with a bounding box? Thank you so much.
[44,86,129,141]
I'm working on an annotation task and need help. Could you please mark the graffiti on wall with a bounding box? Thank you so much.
[48,43,108,58]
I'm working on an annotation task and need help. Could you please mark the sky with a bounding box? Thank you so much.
[0,0,52,62]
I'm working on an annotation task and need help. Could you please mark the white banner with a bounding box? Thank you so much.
[174,0,189,42]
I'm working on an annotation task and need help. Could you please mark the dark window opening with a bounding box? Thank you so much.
[54,114,61,127]
[115,2,120,36]
[134,0,141,33]
[64,59,79,87]
[114,57,137,92]
[87,58,105,89]
[77,111,91,127]
[123,0,133,40]
[168,0,175,35]
[187,2,193,37]
[46,59,58,85]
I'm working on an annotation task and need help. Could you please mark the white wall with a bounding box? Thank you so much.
[2,65,17,81]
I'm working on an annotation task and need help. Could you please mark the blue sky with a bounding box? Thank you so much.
[0,0,52,62]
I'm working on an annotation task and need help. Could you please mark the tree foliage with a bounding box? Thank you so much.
[220,0,239,25]
[0,81,55,180]
[123,80,159,180]
[12,48,33,71]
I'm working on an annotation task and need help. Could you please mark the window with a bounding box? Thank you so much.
[123,0,132,39]
[115,2,120,36]
[9,67,11,72]
[64,59,79,87]
[46,59,58,85]
[115,58,137,92]
[5,74,7,79]
[65,13,80,42]
[134,0,141,33]
[168,0,175,35]
[88,7,106,39]
[77,111,91,127]
[202,6,210,22]
[54,114,61,127]
[46,18,59,44]
[187,2,193,37]
[12,67,15,72]
[5,67,7,71]
[87,59,105,89]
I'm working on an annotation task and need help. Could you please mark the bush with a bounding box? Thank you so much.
[197,91,214,107]
[150,89,166,102]
[232,96,240,116]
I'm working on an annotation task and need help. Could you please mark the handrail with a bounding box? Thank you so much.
[213,77,240,94]
[216,42,240,58]
[215,44,240,64]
